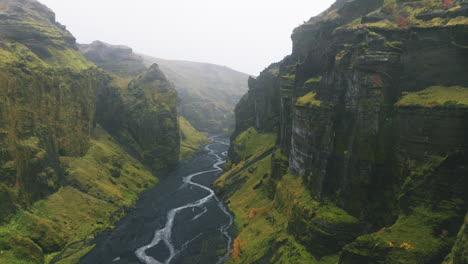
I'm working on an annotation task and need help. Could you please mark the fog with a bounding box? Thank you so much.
[39,0,335,75]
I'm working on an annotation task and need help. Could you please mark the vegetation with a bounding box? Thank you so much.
[296,92,322,107]
[179,116,212,160]
[0,127,157,263]
[216,128,359,263]
[344,203,463,264]
[396,86,468,107]
[217,151,321,263]
[0,2,177,263]
[336,0,468,30]
[229,127,276,163]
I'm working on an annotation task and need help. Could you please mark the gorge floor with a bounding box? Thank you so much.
[80,139,233,264]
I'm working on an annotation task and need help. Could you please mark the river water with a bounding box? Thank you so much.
[81,138,233,264]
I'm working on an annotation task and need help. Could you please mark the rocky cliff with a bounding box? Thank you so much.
[0,0,179,263]
[94,63,180,171]
[79,41,250,134]
[218,0,468,263]
[78,41,210,161]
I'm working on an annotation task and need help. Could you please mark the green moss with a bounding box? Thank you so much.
[230,127,276,162]
[386,41,404,51]
[396,86,468,107]
[45,47,93,71]
[338,0,468,30]
[281,74,296,79]
[336,49,348,61]
[217,140,352,263]
[305,76,323,84]
[179,116,211,160]
[296,92,322,107]
[60,126,157,208]
[446,16,468,26]
[218,153,322,264]
[0,127,157,263]
[0,234,43,264]
[270,68,280,75]
[344,204,461,264]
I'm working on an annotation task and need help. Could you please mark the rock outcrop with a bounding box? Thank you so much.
[220,0,468,263]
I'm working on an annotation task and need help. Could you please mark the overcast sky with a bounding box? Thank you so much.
[40,0,335,75]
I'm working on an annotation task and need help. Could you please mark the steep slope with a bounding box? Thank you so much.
[218,0,468,263]
[0,0,179,263]
[79,41,181,169]
[142,56,250,134]
[95,63,180,171]
[0,0,97,222]
[79,41,214,160]
[179,116,212,160]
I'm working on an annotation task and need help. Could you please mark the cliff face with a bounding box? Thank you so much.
[0,0,97,220]
[0,1,180,263]
[95,63,180,171]
[220,0,468,263]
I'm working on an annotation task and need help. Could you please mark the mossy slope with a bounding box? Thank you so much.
[0,0,98,223]
[0,1,177,263]
[0,126,157,264]
[179,116,211,160]
[216,128,356,263]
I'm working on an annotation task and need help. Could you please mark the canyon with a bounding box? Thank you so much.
[0,0,467,263]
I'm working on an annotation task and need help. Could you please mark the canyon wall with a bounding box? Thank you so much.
[218,0,468,263]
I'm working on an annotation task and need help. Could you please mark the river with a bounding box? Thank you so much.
[80,137,233,264]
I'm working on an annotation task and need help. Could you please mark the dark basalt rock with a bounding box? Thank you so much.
[228,0,468,262]
[361,13,385,23]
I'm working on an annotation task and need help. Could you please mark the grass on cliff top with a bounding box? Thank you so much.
[231,127,276,162]
[179,116,211,160]
[396,86,468,108]
[0,40,92,72]
[338,0,468,30]
[0,126,157,264]
[296,92,322,107]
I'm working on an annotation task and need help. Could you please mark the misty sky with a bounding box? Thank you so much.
[40,0,335,75]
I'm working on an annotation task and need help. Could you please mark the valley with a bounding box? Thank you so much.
[0,0,467,263]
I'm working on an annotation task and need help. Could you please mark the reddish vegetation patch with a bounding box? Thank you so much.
[231,237,246,259]
[444,0,453,9]
[396,16,409,27]
[15,182,21,188]
[371,75,383,86]
[248,208,257,219]
[386,5,396,12]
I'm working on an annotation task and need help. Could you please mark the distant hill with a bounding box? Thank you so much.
[78,41,147,78]
[141,56,250,134]
[79,41,250,134]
